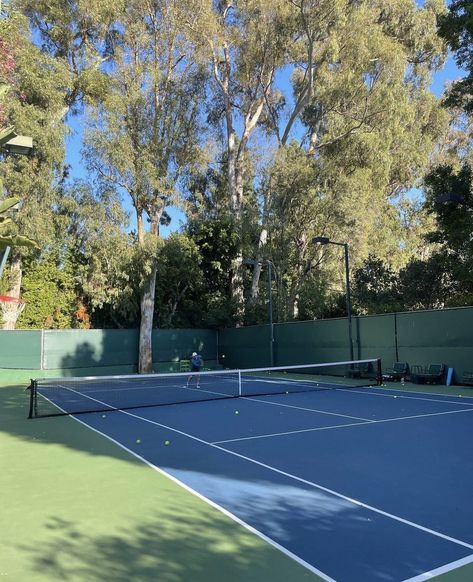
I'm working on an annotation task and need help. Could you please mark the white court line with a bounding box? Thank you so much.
[337,386,473,407]
[212,420,374,444]
[36,386,473,581]
[46,384,473,553]
[47,383,233,402]
[377,384,473,401]
[213,405,473,444]
[246,396,374,422]
[35,391,334,581]
[120,409,473,551]
[402,553,473,581]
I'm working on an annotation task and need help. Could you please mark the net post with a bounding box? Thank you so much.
[238,369,242,396]
[376,358,382,385]
[28,380,36,419]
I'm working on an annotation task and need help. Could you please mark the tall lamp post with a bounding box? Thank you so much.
[313,236,354,361]
[0,131,33,280]
[243,259,274,367]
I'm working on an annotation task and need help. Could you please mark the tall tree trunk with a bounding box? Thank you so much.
[248,187,271,305]
[2,250,22,330]
[231,249,244,324]
[289,233,308,320]
[138,263,157,374]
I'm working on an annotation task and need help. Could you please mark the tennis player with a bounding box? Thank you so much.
[186,352,203,388]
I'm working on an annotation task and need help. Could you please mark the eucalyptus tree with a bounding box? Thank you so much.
[13,0,123,121]
[84,0,207,372]
[0,9,70,328]
[418,0,473,308]
[438,0,473,114]
[0,197,38,250]
[186,1,448,320]
[185,0,295,310]
[3,0,123,325]
[259,0,449,318]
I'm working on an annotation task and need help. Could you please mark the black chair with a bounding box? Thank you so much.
[461,372,473,386]
[411,364,445,385]
[384,362,409,381]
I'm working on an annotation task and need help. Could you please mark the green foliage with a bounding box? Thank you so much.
[0,196,38,249]
[154,234,204,327]
[14,0,122,113]
[0,9,69,259]
[17,252,81,329]
[352,252,466,313]
[438,0,473,113]
[186,217,242,327]
[63,182,140,328]
[352,256,402,314]
[398,255,455,309]
[187,217,240,295]
[422,162,473,305]
[10,0,471,330]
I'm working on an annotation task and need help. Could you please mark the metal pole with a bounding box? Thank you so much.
[344,243,354,361]
[267,261,274,367]
[0,246,10,279]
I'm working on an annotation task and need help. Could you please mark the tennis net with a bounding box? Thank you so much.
[28,358,382,418]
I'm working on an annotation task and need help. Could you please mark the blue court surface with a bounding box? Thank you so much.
[41,383,473,581]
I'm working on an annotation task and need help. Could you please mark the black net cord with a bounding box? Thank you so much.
[28,380,37,419]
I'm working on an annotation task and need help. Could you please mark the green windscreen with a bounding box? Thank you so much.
[355,315,397,364]
[42,329,139,370]
[0,330,41,369]
[42,328,218,371]
[275,318,352,366]
[218,325,271,369]
[152,329,217,363]
[397,308,473,379]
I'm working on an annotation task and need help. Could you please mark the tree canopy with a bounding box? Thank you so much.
[1,0,471,335]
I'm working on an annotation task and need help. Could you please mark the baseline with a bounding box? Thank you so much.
[402,553,473,582]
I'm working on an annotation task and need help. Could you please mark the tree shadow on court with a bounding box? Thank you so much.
[0,386,141,461]
[1,384,317,582]
[14,504,314,582]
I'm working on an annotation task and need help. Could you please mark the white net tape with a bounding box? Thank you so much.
[0,299,26,327]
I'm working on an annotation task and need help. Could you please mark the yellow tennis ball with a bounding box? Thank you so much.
[164,440,170,445]
[136,439,141,444]
[235,410,239,415]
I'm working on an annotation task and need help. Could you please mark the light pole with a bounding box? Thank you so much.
[313,236,354,360]
[243,259,275,367]
[0,247,10,276]
[0,132,33,280]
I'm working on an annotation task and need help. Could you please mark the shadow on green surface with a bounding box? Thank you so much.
[1,384,315,582]
[0,386,141,464]
[2,384,473,581]
[17,510,312,582]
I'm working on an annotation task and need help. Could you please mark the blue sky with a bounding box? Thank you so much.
[64,47,464,238]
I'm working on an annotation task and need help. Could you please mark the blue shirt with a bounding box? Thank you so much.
[191,355,203,369]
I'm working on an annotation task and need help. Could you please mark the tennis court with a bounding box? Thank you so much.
[28,359,473,581]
